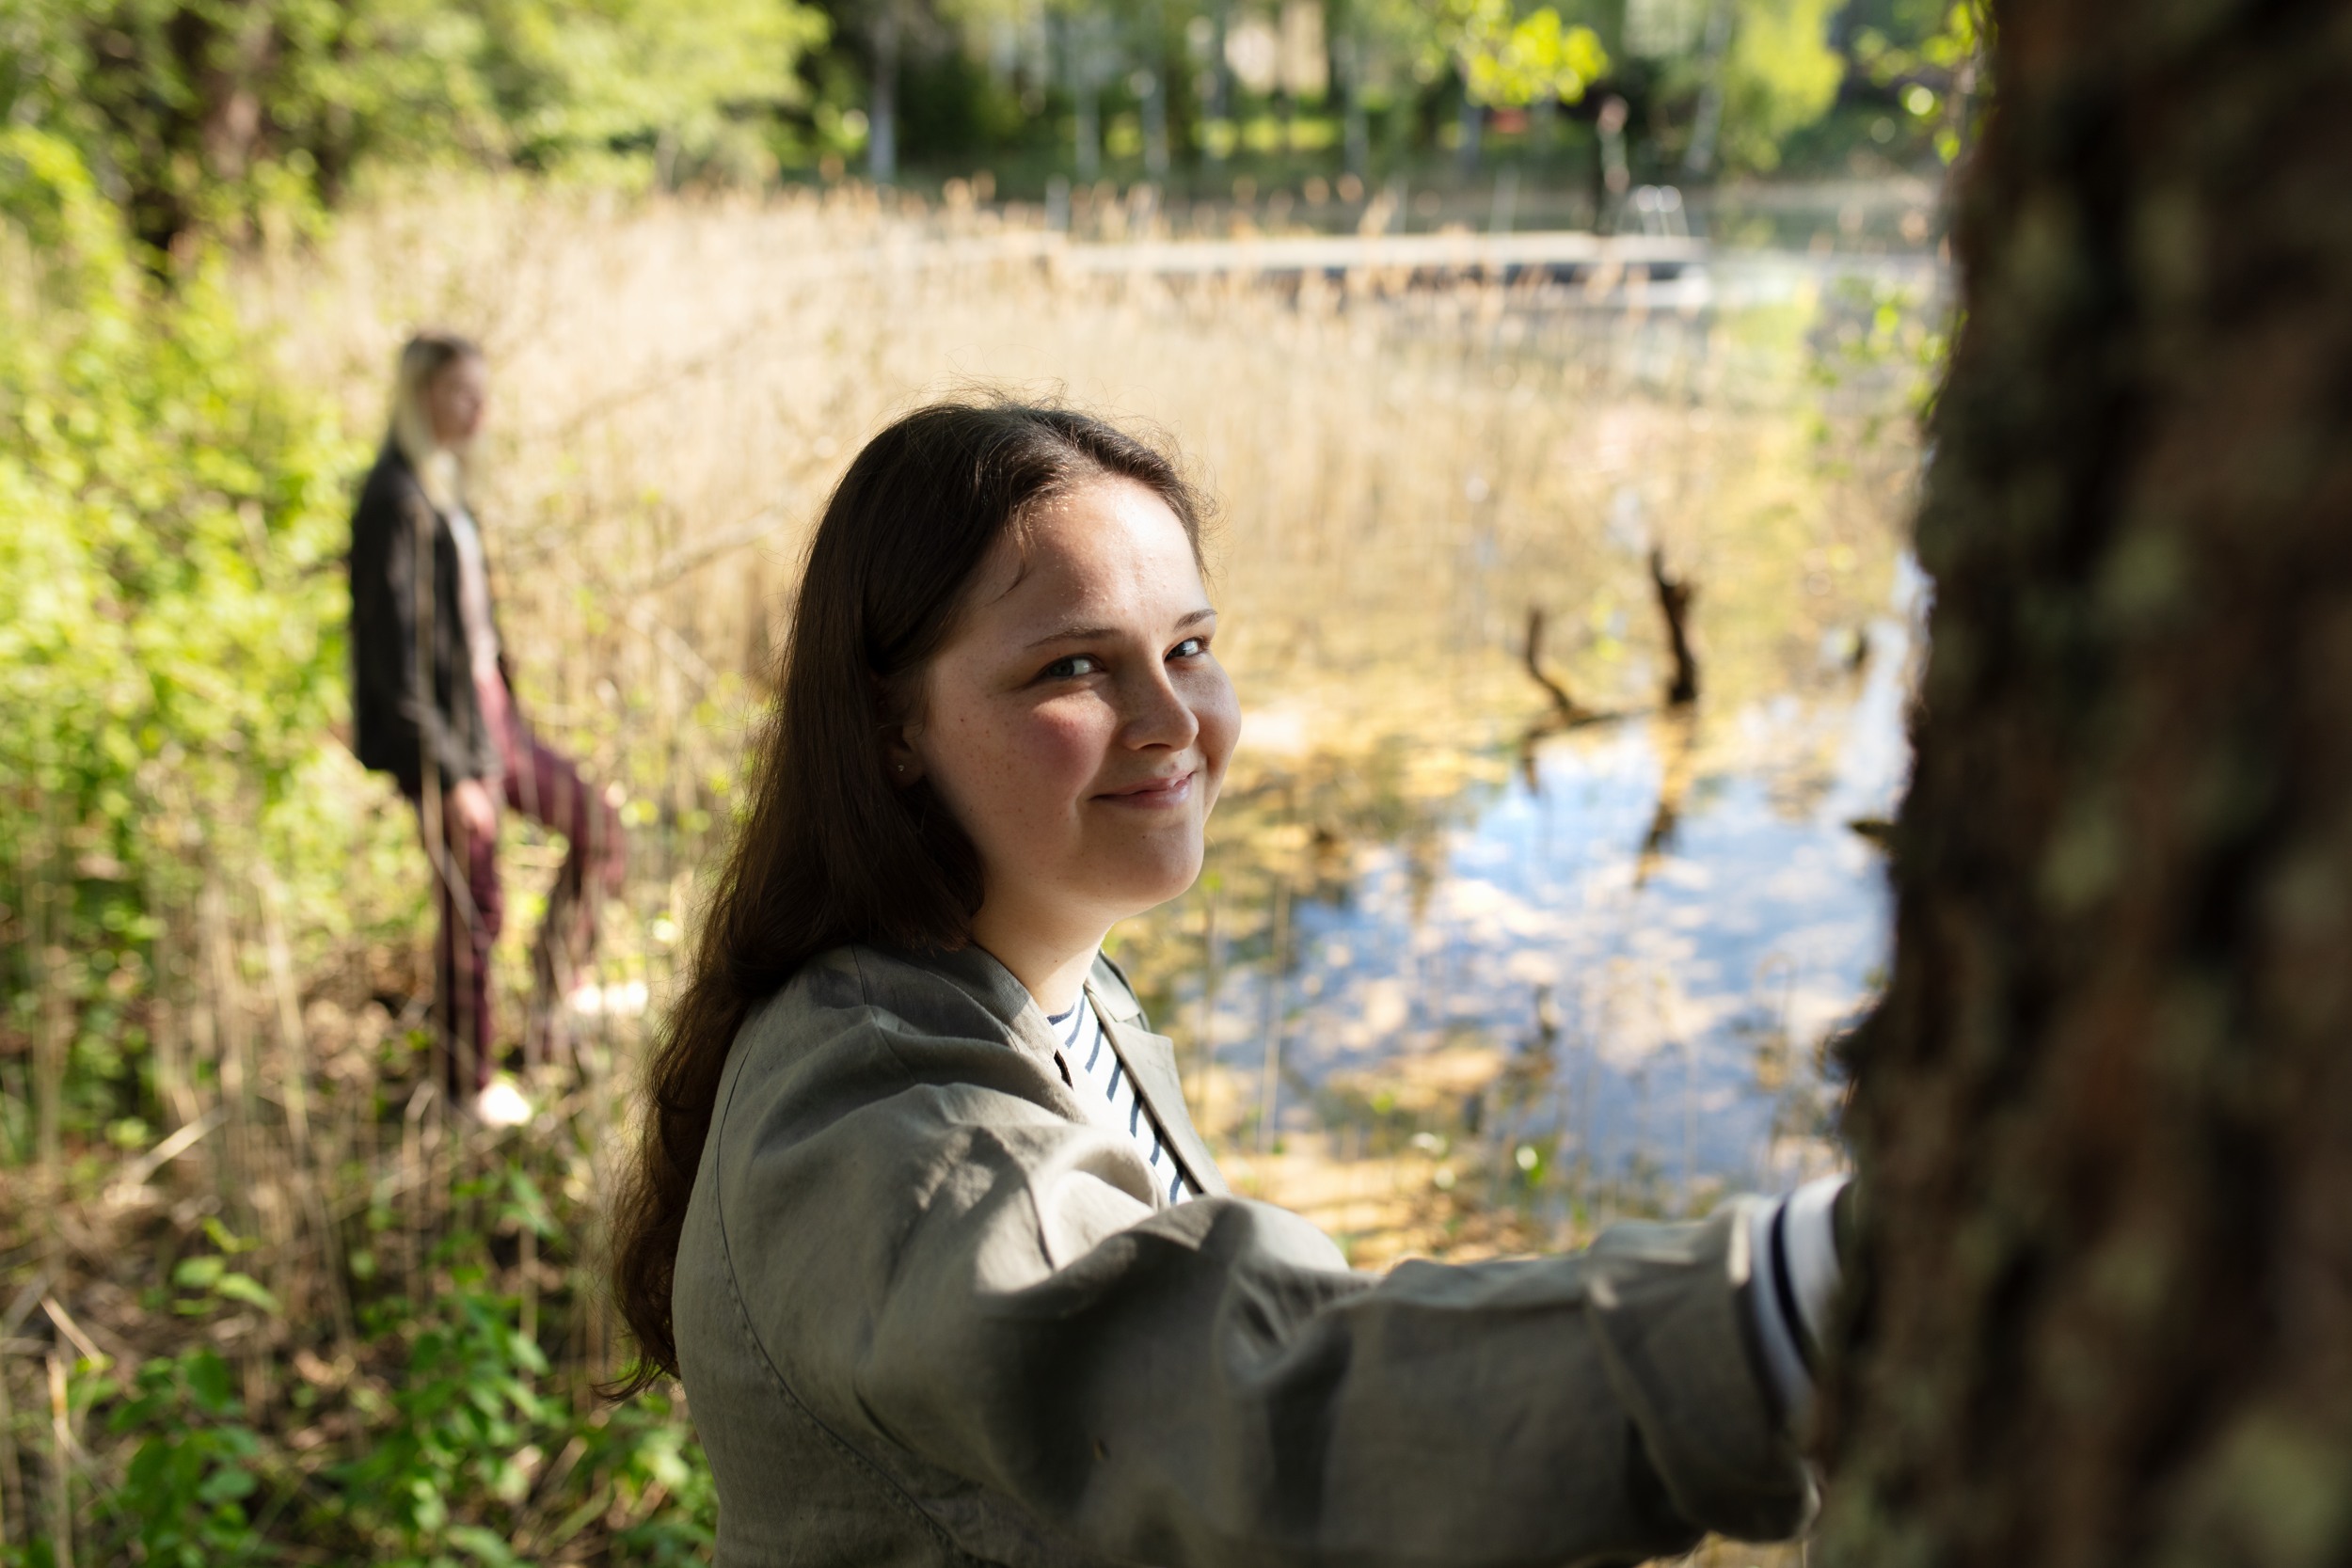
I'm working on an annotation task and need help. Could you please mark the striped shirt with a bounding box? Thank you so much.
[1743,1174,1848,1421]
[1048,997,1195,1206]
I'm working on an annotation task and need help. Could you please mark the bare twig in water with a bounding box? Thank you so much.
[1636,706,1700,887]
[1258,879,1291,1156]
[1847,816,1896,849]
[1517,605,1636,792]
[1520,606,1590,722]
[1649,548,1700,706]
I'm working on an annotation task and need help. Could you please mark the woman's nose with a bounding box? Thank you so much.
[1120,664,1200,752]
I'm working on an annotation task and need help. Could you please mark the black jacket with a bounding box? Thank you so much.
[347,443,504,797]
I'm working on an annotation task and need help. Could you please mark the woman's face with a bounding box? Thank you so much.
[905,476,1240,944]
[426,355,489,449]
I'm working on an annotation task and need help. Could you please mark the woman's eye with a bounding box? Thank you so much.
[1042,654,1103,680]
[1169,637,1208,660]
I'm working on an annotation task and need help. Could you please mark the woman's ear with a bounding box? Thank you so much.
[873,670,927,786]
[882,723,924,786]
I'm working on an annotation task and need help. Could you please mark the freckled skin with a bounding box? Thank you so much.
[897,477,1241,1012]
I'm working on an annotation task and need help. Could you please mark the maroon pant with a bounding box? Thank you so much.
[426,697,623,1093]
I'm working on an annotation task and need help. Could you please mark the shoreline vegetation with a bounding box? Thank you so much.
[2,156,1931,1563]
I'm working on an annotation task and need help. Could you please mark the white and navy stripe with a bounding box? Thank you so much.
[1744,1174,1848,1422]
[1049,997,1195,1206]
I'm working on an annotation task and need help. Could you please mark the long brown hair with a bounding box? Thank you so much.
[608,400,1207,1391]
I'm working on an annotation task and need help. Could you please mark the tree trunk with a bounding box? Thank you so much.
[868,2,899,184]
[1338,31,1370,181]
[1204,1,1232,165]
[1070,11,1102,182]
[1142,34,1171,182]
[1681,0,1731,178]
[1821,5,2352,1566]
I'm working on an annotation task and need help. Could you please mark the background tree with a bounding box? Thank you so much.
[1711,0,1846,172]
[1391,0,1605,173]
[1822,2,2352,1562]
[1629,0,1851,177]
[1847,2,1984,167]
[1438,0,1608,110]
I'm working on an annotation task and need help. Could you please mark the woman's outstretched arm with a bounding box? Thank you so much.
[688,952,1815,1568]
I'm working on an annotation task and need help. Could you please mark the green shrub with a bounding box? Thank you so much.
[101,1350,275,1568]
[0,126,366,1143]
[337,1268,713,1565]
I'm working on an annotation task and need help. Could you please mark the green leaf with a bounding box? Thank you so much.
[213,1274,282,1315]
[202,1219,259,1256]
[185,1352,236,1414]
[198,1464,258,1503]
[445,1523,521,1565]
[172,1257,225,1290]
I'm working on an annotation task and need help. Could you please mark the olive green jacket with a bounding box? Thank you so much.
[673,942,1810,1567]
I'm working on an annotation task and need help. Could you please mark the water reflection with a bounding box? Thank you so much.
[1121,555,1923,1232]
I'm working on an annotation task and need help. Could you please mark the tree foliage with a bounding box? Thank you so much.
[0,0,828,253]
[1422,0,1610,108]
[1851,2,1987,165]
[0,124,360,1119]
[1717,0,1849,171]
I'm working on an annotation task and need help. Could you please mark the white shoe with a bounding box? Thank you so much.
[470,1076,533,1130]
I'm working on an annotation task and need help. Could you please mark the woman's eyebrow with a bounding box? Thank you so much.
[1022,607,1216,650]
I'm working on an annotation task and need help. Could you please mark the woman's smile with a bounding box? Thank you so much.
[1093,768,1197,808]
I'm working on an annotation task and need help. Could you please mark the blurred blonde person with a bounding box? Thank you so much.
[347,331,625,1126]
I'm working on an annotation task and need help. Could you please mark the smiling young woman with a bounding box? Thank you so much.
[608,402,1849,1568]
[890,472,1240,1015]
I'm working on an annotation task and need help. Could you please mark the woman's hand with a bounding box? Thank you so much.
[450,777,499,840]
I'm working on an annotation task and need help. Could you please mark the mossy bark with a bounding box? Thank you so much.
[1820,4,2352,1565]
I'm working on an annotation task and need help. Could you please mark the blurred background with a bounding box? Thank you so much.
[0,1,1972,1561]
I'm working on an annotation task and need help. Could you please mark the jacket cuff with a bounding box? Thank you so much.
[1742,1177,1849,1423]
[1581,1208,1817,1542]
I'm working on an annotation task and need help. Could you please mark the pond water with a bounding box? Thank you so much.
[1199,556,1923,1210]
[1091,250,1938,1230]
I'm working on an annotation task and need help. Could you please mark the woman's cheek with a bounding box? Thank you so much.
[1018,705,1111,809]
[1194,664,1242,785]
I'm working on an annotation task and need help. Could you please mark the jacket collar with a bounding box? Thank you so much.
[1089,999,1232,1199]
[898,939,1036,1029]
[1084,952,1231,1199]
[888,941,1230,1200]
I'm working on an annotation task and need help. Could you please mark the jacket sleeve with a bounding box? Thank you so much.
[349,473,488,787]
[711,1006,1812,1568]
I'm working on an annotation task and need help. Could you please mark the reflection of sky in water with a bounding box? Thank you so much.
[1203,558,1924,1193]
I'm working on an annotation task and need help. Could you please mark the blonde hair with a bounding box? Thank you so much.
[389,330,482,512]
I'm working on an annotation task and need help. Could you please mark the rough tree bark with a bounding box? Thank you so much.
[1821,4,2352,1566]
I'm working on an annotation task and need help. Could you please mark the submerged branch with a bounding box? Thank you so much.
[1521,606,1597,722]
[1649,548,1700,707]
